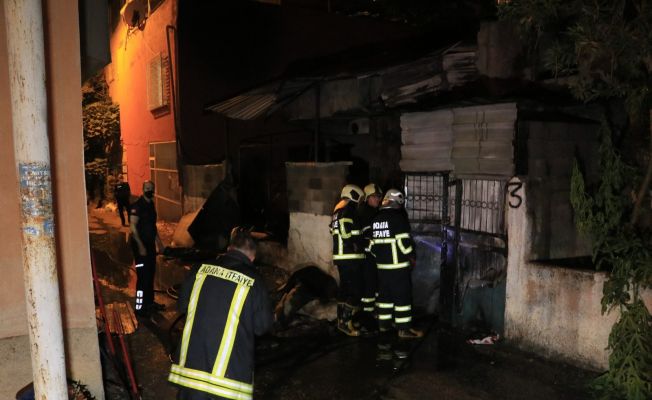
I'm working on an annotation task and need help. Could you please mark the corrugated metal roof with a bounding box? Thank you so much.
[206,80,317,120]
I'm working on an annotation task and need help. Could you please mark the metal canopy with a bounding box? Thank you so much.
[205,79,318,120]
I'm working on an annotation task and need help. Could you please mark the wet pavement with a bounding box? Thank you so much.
[88,204,597,400]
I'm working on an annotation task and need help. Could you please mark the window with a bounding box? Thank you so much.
[146,53,170,115]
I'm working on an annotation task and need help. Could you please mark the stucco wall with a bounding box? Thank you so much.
[0,0,103,397]
[106,0,177,196]
[504,178,652,370]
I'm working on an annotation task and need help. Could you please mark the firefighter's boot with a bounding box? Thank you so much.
[337,303,360,337]
[398,327,424,339]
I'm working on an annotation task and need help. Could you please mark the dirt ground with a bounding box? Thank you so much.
[88,204,598,400]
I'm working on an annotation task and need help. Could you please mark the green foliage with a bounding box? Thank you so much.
[82,73,121,201]
[592,301,652,400]
[499,0,652,117]
[571,125,652,400]
[502,2,652,398]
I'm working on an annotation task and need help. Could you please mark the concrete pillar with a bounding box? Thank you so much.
[3,0,67,398]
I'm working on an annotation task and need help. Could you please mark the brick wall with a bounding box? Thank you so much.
[286,162,352,216]
[285,162,351,276]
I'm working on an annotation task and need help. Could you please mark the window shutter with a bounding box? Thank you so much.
[146,53,170,113]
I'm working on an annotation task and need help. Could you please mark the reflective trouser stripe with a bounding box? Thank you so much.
[169,371,252,400]
[377,262,410,270]
[378,314,392,320]
[377,302,393,309]
[394,303,412,327]
[333,253,365,260]
[361,297,375,313]
[213,285,250,376]
[170,364,252,394]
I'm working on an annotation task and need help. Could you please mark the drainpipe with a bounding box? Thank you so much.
[3,0,68,399]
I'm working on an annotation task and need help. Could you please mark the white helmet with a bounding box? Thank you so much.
[340,184,364,203]
[381,188,404,209]
[363,183,382,199]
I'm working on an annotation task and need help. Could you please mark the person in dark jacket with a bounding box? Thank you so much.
[169,227,273,400]
[130,180,165,317]
[357,183,383,335]
[114,180,131,226]
[330,184,365,336]
[368,189,423,341]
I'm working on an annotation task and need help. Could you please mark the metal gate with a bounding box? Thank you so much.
[405,173,508,332]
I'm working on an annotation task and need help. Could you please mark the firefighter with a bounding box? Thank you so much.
[368,189,423,341]
[169,227,273,400]
[357,183,383,335]
[331,184,365,336]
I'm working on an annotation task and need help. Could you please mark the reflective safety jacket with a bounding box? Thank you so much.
[368,209,415,270]
[169,250,273,400]
[330,200,364,264]
[357,201,379,251]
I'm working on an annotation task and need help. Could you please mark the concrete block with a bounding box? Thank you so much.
[288,199,301,212]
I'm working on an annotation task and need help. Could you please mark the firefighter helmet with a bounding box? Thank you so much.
[340,184,364,203]
[363,183,382,199]
[381,188,405,209]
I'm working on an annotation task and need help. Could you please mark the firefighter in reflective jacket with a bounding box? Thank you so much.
[169,228,273,400]
[368,189,423,340]
[330,184,365,336]
[357,183,383,334]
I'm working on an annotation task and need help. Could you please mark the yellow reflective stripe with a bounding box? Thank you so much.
[377,262,410,270]
[372,238,396,244]
[363,307,374,312]
[179,274,208,367]
[333,254,364,260]
[394,305,411,312]
[170,364,253,394]
[395,316,412,323]
[213,285,250,377]
[169,371,252,400]
[339,218,354,239]
[395,233,413,255]
[391,241,398,265]
[377,302,394,309]
[378,314,393,320]
[338,234,343,256]
[351,230,361,235]
[361,297,376,303]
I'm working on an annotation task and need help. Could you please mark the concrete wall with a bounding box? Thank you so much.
[0,0,104,397]
[106,0,177,196]
[284,162,351,277]
[504,178,652,370]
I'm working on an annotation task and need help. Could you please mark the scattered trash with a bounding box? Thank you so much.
[466,333,500,345]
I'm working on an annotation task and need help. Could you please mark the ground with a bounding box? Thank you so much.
[88,204,598,400]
